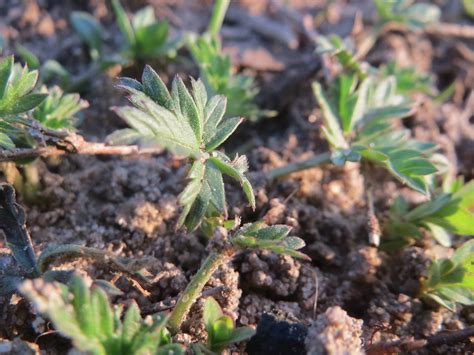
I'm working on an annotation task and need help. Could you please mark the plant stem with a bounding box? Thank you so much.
[168,247,236,334]
[208,0,231,36]
[266,151,332,180]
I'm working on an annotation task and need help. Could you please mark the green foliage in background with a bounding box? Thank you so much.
[112,0,181,61]
[421,239,474,311]
[384,180,474,250]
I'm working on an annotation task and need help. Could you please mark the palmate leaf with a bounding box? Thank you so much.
[109,66,254,231]
[21,275,184,355]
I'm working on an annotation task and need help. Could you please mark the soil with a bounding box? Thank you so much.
[0,0,473,354]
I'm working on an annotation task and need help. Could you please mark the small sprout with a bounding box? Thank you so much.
[197,297,255,354]
[108,66,255,231]
[188,33,266,121]
[21,275,185,355]
[32,86,89,130]
[112,0,181,61]
[231,222,311,261]
[384,180,474,251]
[0,56,46,149]
[421,239,474,311]
[374,0,441,30]
[70,12,103,61]
[312,74,437,194]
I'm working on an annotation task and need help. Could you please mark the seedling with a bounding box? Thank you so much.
[374,0,441,30]
[21,274,184,355]
[187,0,267,121]
[32,85,88,130]
[0,56,46,150]
[191,297,255,354]
[0,57,88,201]
[355,0,441,61]
[420,239,474,311]
[268,73,438,195]
[167,222,309,334]
[112,0,181,62]
[108,65,255,231]
[384,180,474,250]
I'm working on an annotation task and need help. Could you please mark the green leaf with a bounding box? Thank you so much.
[91,287,114,338]
[429,180,474,235]
[209,154,255,210]
[205,160,226,214]
[203,297,224,331]
[135,22,169,56]
[15,44,40,69]
[141,65,173,109]
[171,75,202,141]
[0,56,13,98]
[247,225,291,241]
[204,116,243,151]
[312,81,347,149]
[70,275,97,337]
[425,223,451,247]
[111,0,136,46]
[0,132,15,149]
[213,327,255,350]
[122,302,142,343]
[70,12,103,57]
[4,93,47,115]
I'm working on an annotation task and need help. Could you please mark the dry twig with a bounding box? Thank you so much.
[0,132,162,162]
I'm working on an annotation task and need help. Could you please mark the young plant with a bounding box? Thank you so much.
[268,73,438,195]
[0,57,88,201]
[62,11,126,92]
[21,274,184,355]
[374,0,441,30]
[384,180,474,251]
[167,222,309,334]
[187,0,268,121]
[420,239,474,311]
[191,297,255,354]
[0,56,47,150]
[112,0,181,62]
[32,85,89,130]
[355,1,441,61]
[108,65,255,231]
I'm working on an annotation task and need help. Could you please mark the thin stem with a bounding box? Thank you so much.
[208,0,231,36]
[168,247,236,334]
[266,151,332,180]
